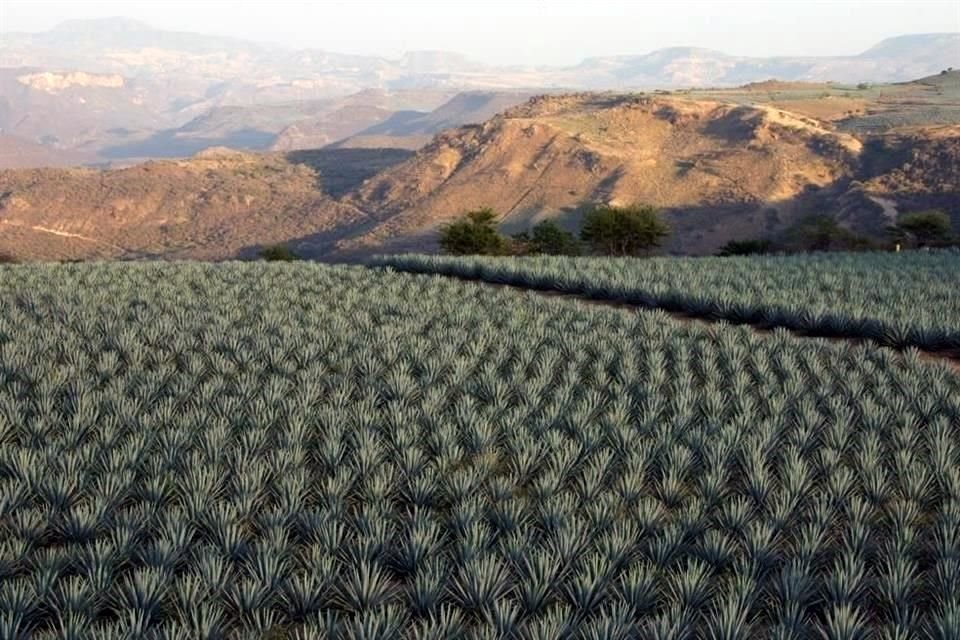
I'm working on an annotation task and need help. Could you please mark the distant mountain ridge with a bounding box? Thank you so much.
[0,19,957,166]
[6,17,269,54]
[2,19,956,89]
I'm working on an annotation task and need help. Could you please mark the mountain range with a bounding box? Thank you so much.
[2,72,958,261]
[3,18,957,90]
[0,20,958,262]
[0,19,957,165]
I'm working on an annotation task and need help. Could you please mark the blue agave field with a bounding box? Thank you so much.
[0,262,958,638]
[374,251,960,351]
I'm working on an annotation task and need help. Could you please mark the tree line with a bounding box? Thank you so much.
[440,204,957,258]
[440,204,671,257]
[718,209,958,256]
[0,207,952,263]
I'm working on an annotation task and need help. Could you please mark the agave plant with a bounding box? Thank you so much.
[409,605,465,640]
[0,259,958,635]
[374,251,960,351]
[335,560,398,613]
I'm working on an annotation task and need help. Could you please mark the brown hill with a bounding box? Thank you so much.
[0,133,95,168]
[1,90,957,261]
[266,106,398,151]
[336,94,870,255]
[330,91,541,150]
[94,89,457,162]
[0,148,397,261]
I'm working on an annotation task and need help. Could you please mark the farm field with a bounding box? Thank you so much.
[374,251,960,352]
[0,262,959,638]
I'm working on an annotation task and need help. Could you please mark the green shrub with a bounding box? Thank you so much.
[789,215,843,251]
[518,220,580,256]
[580,203,670,256]
[786,215,876,252]
[890,209,953,248]
[258,244,301,261]
[0,252,16,264]
[439,208,510,255]
[716,239,772,257]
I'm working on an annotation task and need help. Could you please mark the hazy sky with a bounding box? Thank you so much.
[2,0,958,66]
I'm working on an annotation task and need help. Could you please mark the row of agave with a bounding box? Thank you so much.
[0,261,959,639]
[371,251,960,351]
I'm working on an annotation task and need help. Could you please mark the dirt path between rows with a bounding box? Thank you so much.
[455,277,960,375]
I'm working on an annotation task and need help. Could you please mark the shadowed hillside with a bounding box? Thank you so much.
[337,94,866,255]
[0,149,371,261]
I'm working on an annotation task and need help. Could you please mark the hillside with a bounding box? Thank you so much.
[154,89,457,154]
[327,74,960,256]
[0,133,95,169]
[0,149,382,261]
[1,77,958,261]
[0,83,526,166]
[338,95,867,255]
[0,66,177,154]
[329,91,543,150]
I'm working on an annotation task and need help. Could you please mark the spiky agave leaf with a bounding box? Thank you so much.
[518,603,577,640]
[336,560,398,613]
[0,611,29,640]
[278,571,329,622]
[409,605,464,640]
[564,553,613,617]
[514,548,563,617]
[646,602,694,640]
[448,554,513,614]
[817,603,869,640]
[341,604,407,640]
[705,574,756,640]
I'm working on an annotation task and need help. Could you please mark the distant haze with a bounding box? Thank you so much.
[2,0,958,66]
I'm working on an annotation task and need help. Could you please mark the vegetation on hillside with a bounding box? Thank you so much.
[784,215,878,253]
[716,239,772,257]
[439,207,511,256]
[513,220,581,256]
[437,202,955,260]
[258,244,302,261]
[580,204,671,256]
[440,204,668,257]
[719,209,956,257]
[889,209,955,248]
[0,262,958,637]
[437,201,944,260]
